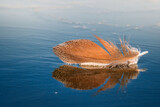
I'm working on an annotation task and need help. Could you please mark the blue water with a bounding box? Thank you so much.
[0,0,160,107]
[0,25,160,107]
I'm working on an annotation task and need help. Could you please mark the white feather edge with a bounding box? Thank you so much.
[138,51,148,57]
[80,51,148,66]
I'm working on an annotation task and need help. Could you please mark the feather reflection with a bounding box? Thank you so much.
[52,65,145,94]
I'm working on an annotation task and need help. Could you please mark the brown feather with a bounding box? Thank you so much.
[94,35,123,58]
[53,39,111,64]
[53,36,140,65]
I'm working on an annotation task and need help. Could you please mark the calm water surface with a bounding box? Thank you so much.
[0,0,160,107]
[0,25,160,107]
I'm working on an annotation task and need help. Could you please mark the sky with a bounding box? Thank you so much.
[0,0,160,29]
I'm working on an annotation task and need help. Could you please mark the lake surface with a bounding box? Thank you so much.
[0,25,160,107]
[0,0,160,107]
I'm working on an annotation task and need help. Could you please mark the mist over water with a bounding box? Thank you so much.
[0,0,160,107]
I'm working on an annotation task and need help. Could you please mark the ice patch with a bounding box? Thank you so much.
[73,25,88,29]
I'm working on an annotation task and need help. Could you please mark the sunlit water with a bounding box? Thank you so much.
[0,0,160,107]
